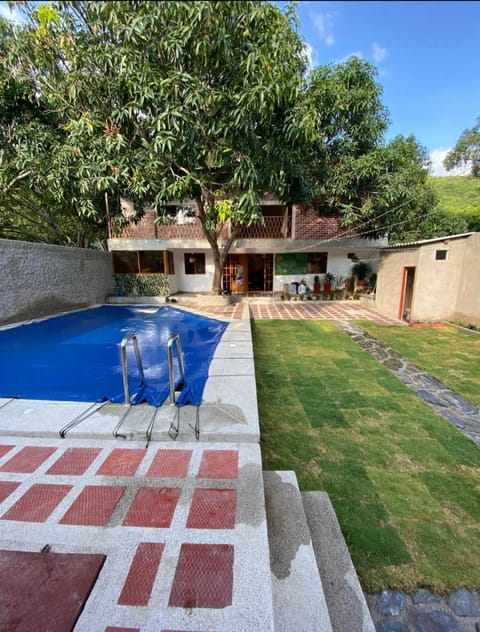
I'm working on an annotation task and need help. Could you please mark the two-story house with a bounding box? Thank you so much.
[107,197,385,296]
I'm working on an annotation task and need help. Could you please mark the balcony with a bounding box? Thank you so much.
[235,216,291,239]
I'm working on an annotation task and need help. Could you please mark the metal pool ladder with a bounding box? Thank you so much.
[120,333,145,404]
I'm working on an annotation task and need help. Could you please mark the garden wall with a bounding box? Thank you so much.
[0,239,113,325]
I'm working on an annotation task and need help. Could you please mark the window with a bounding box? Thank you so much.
[112,251,174,274]
[435,249,448,261]
[306,252,328,274]
[184,253,205,275]
[112,252,138,273]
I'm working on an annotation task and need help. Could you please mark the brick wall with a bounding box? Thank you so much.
[294,208,351,240]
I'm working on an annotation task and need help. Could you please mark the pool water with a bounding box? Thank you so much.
[0,305,227,407]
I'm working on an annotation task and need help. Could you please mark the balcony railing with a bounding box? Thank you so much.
[109,214,290,241]
[235,216,291,239]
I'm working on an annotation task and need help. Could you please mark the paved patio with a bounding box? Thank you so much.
[174,298,402,324]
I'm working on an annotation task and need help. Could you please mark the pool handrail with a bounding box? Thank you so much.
[120,333,145,404]
[167,333,185,405]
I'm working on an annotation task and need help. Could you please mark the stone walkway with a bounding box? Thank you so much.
[337,322,480,631]
[338,322,480,447]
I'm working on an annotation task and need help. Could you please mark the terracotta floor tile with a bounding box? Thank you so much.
[168,543,234,609]
[186,489,236,529]
[122,487,180,528]
[197,450,238,479]
[0,481,21,503]
[1,483,72,522]
[47,447,102,476]
[0,445,14,460]
[96,449,146,477]
[118,542,164,606]
[60,485,126,526]
[146,449,192,478]
[0,550,105,632]
[0,446,57,473]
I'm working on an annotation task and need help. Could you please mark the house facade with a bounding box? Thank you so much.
[375,232,480,326]
[107,199,385,296]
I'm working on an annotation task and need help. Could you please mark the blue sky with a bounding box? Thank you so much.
[2,1,479,175]
[276,1,480,175]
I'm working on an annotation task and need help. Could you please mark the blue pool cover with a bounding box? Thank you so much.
[0,305,227,407]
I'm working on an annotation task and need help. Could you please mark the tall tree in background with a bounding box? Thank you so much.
[303,57,435,241]
[444,119,480,177]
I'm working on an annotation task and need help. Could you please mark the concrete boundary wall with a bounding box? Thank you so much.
[0,239,113,325]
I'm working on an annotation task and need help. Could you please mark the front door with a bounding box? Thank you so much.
[223,254,273,293]
[399,267,415,321]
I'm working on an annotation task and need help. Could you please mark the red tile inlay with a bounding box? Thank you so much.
[197,450,239,479]
[146,449,192,478]
[168,543,234,609]
[122,487,180,528]
[0,446,57,473]
[1,484,72,522]
[60,485,125,526]
[118,542,164,606]
[47,448,102,476]
[186,489,237,529]
[0,550,105,632]
[96,449,146,477]
[0,445,14,459]
[0,481,21,504]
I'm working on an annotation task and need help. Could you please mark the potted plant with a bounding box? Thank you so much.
[351,261,372,292]
[313,275,321,294]
[324,272,334,293]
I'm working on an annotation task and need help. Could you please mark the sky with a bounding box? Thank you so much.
[1,1,479,176]
[275,0,480,176]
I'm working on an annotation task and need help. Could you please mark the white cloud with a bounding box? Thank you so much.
[0,2,23,23]
[303,42,316,71]
[372,42,387,64]
[429,148,471,176]
[311,11,335,47]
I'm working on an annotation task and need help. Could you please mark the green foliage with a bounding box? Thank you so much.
[1,1,308,286]
[302,58,435,240]
[113,273,169,296]
[444,119,480,177]
[429,175,480,223]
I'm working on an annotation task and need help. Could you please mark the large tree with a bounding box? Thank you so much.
[4,1,308,290]
[444,119,480,177]
[302,57,436,241]
[2,2,438,273]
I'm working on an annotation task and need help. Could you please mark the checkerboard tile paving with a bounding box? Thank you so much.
[0,439,274,632]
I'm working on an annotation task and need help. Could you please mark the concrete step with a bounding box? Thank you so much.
[263,470,333,632]
[302,491,375,632]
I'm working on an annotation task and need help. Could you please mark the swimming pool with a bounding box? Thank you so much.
[0,305,227,407]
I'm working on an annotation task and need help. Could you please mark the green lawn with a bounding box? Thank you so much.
[253,320,480,593]
[359,322,480,409]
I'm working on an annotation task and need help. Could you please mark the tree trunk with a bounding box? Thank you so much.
[196,194,240,294]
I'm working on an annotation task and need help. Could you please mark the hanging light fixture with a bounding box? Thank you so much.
[189,253,197,263]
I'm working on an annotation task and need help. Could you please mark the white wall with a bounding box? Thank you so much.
[173,250,213,292]
[0,239,113,325]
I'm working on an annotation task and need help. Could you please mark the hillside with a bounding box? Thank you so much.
[429,175,480,216]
